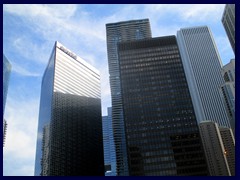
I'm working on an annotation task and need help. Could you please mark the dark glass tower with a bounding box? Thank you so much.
[118,36,209,176]
[106,19,152,175]
[222,4,235,54]
[34,41,104,176]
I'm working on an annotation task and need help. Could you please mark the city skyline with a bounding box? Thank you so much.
[3,4,234,176]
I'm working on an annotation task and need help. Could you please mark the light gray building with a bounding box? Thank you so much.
[34,41,104,176]
[222,4,235,54]
[106,19,152,175]
[177,26,230,128]
[199,121,231,176]
[220,59,235,135]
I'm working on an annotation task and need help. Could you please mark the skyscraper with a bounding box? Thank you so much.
[3,119,7,147]
[3,54,11,146]
[219,127,235,176]
[34,41,104,176]
[177,26,230,128]
[118,36,209,176]
[222,4,235,54]
[106,19,152,175]
[220,59,235,135]
[102,107,116,176]
[199,121,231,176]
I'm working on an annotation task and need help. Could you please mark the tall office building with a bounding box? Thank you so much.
[118,36,208,176]
[220,59,235,135]
[177,26,230,128]
[106,19,152,175]
[199,121,231,176]
[3,54,11,146]
[3,119,7,146]
[102,107,117,176]
[34,41,104,176]
[222,4,235,54]
[219,127,235,176]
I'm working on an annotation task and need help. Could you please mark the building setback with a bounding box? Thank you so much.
[222,4,235,54]
[219,127,235,176]
[34,41,104,176]
[199,121,231,176]
[177,26,230,128]
[118,36,209,176]
[106,19,152,175]
[102,107,117,176]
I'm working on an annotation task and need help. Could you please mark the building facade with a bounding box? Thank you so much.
[199,121,231,176]
[3,54,11,146]
[118,36,209,176]
[222,4,235,54]
[34,41,104,176]
[220,59,235,135]
[102,107,117,176]
[219,127,235,176]
[3,119,7,147]
[177,26,230,128]
[106,19,152,175]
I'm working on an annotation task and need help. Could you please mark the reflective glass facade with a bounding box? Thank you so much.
[102,107,117,176]
[34,42,104,176]
[222,4,235,54]
[118,36,209,176]
[106,19,152,175]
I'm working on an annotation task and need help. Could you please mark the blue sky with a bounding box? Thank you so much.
[3,4,234,176]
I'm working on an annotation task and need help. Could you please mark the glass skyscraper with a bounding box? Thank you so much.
[177,26,230,128]
[222,4,235,54]
[106,19,152,175]
[3,54,11,146]
[102,107,117,176]
[118,36,209,176]
[34,41,104,176]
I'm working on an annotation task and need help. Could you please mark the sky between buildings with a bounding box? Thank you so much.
[3,4,234,176]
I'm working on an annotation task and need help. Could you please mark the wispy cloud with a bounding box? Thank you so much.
[11,62,41,77]
[3,4,233,176]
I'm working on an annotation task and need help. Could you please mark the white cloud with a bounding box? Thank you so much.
[3,4,233,176]
[4,4,77,19]
[12,36,52,65]
[143,4,225,22]
[3,97,39,176]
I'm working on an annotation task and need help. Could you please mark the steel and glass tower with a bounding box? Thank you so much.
[222,4,235,54]
[34,41,104,176]
[177,26,230,128]
[106,19,152,175]
[118,36,209,176]
[102,107,116,176]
